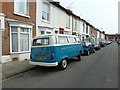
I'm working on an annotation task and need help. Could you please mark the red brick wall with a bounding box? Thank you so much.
[2,1,36,55]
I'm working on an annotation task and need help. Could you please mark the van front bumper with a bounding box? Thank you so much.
[29,61,58,67]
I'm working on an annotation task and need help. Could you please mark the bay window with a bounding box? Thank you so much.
[11,27,31,53]
[20,28,29,51]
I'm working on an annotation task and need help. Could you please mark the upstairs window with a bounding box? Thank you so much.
[66,14,70,28]
[14,0,29,16]
[42,2,50,21]
[83,23,85,33]
[73,19,77,30]
[86,25,88,34]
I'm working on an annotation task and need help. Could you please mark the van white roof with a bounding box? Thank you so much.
[33,34,78,39]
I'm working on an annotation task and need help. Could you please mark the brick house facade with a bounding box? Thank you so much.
[1,0,36,63]
[107,34,120,41]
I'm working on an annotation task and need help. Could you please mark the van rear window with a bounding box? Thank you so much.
[32,38,49,46]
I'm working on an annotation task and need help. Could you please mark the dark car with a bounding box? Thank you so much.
[92,42,101,51]
[117,40,120,44]
[82,42,95,56]
[99,42,106,47]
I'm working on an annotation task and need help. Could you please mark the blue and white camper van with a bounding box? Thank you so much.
[30,34,83,70]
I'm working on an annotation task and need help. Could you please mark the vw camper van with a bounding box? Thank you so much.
[30,34,83,70]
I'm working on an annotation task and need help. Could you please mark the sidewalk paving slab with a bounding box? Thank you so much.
[1,60,37,81]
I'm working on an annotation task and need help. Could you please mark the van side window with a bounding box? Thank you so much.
[33,38,49,46]
[68,37,76,43]
[58,36,68,44]
[75,37,81,43]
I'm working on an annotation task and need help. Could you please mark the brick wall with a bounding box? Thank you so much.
[2,1,36,55]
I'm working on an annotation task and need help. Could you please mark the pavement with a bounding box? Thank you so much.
[1,60,37,81]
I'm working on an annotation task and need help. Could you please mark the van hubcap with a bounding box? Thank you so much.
[62,60,67,68]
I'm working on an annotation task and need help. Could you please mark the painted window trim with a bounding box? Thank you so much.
[10,25,32,54]
[14,0,30,18]
[13,12,30,18]
[42,2,50,22]
[66,14,70,28]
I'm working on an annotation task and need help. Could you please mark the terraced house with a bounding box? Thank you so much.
[0,0,107,63]
[89,25,97,43]
[80,19,90,41]
[0,0,36,63]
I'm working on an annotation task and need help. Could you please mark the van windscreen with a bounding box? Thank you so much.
[32,38,49,46]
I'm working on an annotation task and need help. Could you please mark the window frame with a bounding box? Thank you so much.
[14,0,29,18]
[86,25,88,34]
[42,2,50,22]
[66,14,70,28]
[73,19,77,30]
[67,37,77,43]
[58,36,69,44]
[10,26,31,53]
[83,23,85,33]
[32,38,49,46]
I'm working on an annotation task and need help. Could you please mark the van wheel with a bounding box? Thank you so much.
[77,55,81,61]
[58,59,68,70]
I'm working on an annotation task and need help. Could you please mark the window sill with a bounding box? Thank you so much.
[41,19,50,24]
[66,27,70,29]
[13,12,30,18]
[10,51,30,54]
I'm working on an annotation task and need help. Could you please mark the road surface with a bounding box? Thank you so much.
[2,43,118,88]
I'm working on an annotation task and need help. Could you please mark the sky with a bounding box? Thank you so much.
[59,0,119,34]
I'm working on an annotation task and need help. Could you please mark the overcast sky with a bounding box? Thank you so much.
[59,0,119,34]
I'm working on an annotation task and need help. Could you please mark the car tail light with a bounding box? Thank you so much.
[51,54,54,61]
[95,45,99,47]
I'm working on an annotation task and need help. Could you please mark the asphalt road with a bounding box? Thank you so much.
[2,43,118,88]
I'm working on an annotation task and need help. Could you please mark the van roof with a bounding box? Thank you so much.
[33,34,78,39]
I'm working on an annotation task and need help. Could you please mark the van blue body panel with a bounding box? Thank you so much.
[31,43,83,64]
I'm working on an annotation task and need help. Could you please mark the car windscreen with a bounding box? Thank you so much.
[32,38,49,46]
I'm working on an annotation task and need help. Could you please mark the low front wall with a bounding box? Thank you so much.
[2,53,30,63]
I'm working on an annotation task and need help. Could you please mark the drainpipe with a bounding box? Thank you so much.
[72,15,73,35]
[0,13,5,64]
[0,29,2,64]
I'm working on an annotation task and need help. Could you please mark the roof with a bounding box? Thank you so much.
[50,2,80,19]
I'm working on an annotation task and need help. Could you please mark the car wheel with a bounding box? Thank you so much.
[58,59,68,70]
[93,49,95,53]
[77,55,81,61]
[86,51,90,56]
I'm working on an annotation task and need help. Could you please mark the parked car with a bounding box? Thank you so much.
[106,41,112,45]
[82,42,95,56]
[92,42,101,51]
[99,42,106,47]
[30,34,83,70]
[117,40,120,44]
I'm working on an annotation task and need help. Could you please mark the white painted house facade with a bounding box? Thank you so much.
[80,19,90,42]
[36,0,55,36]
[0,13,5,63]
[36,0,73,36]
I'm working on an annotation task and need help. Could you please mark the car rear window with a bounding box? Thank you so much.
[32,38,49,46]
